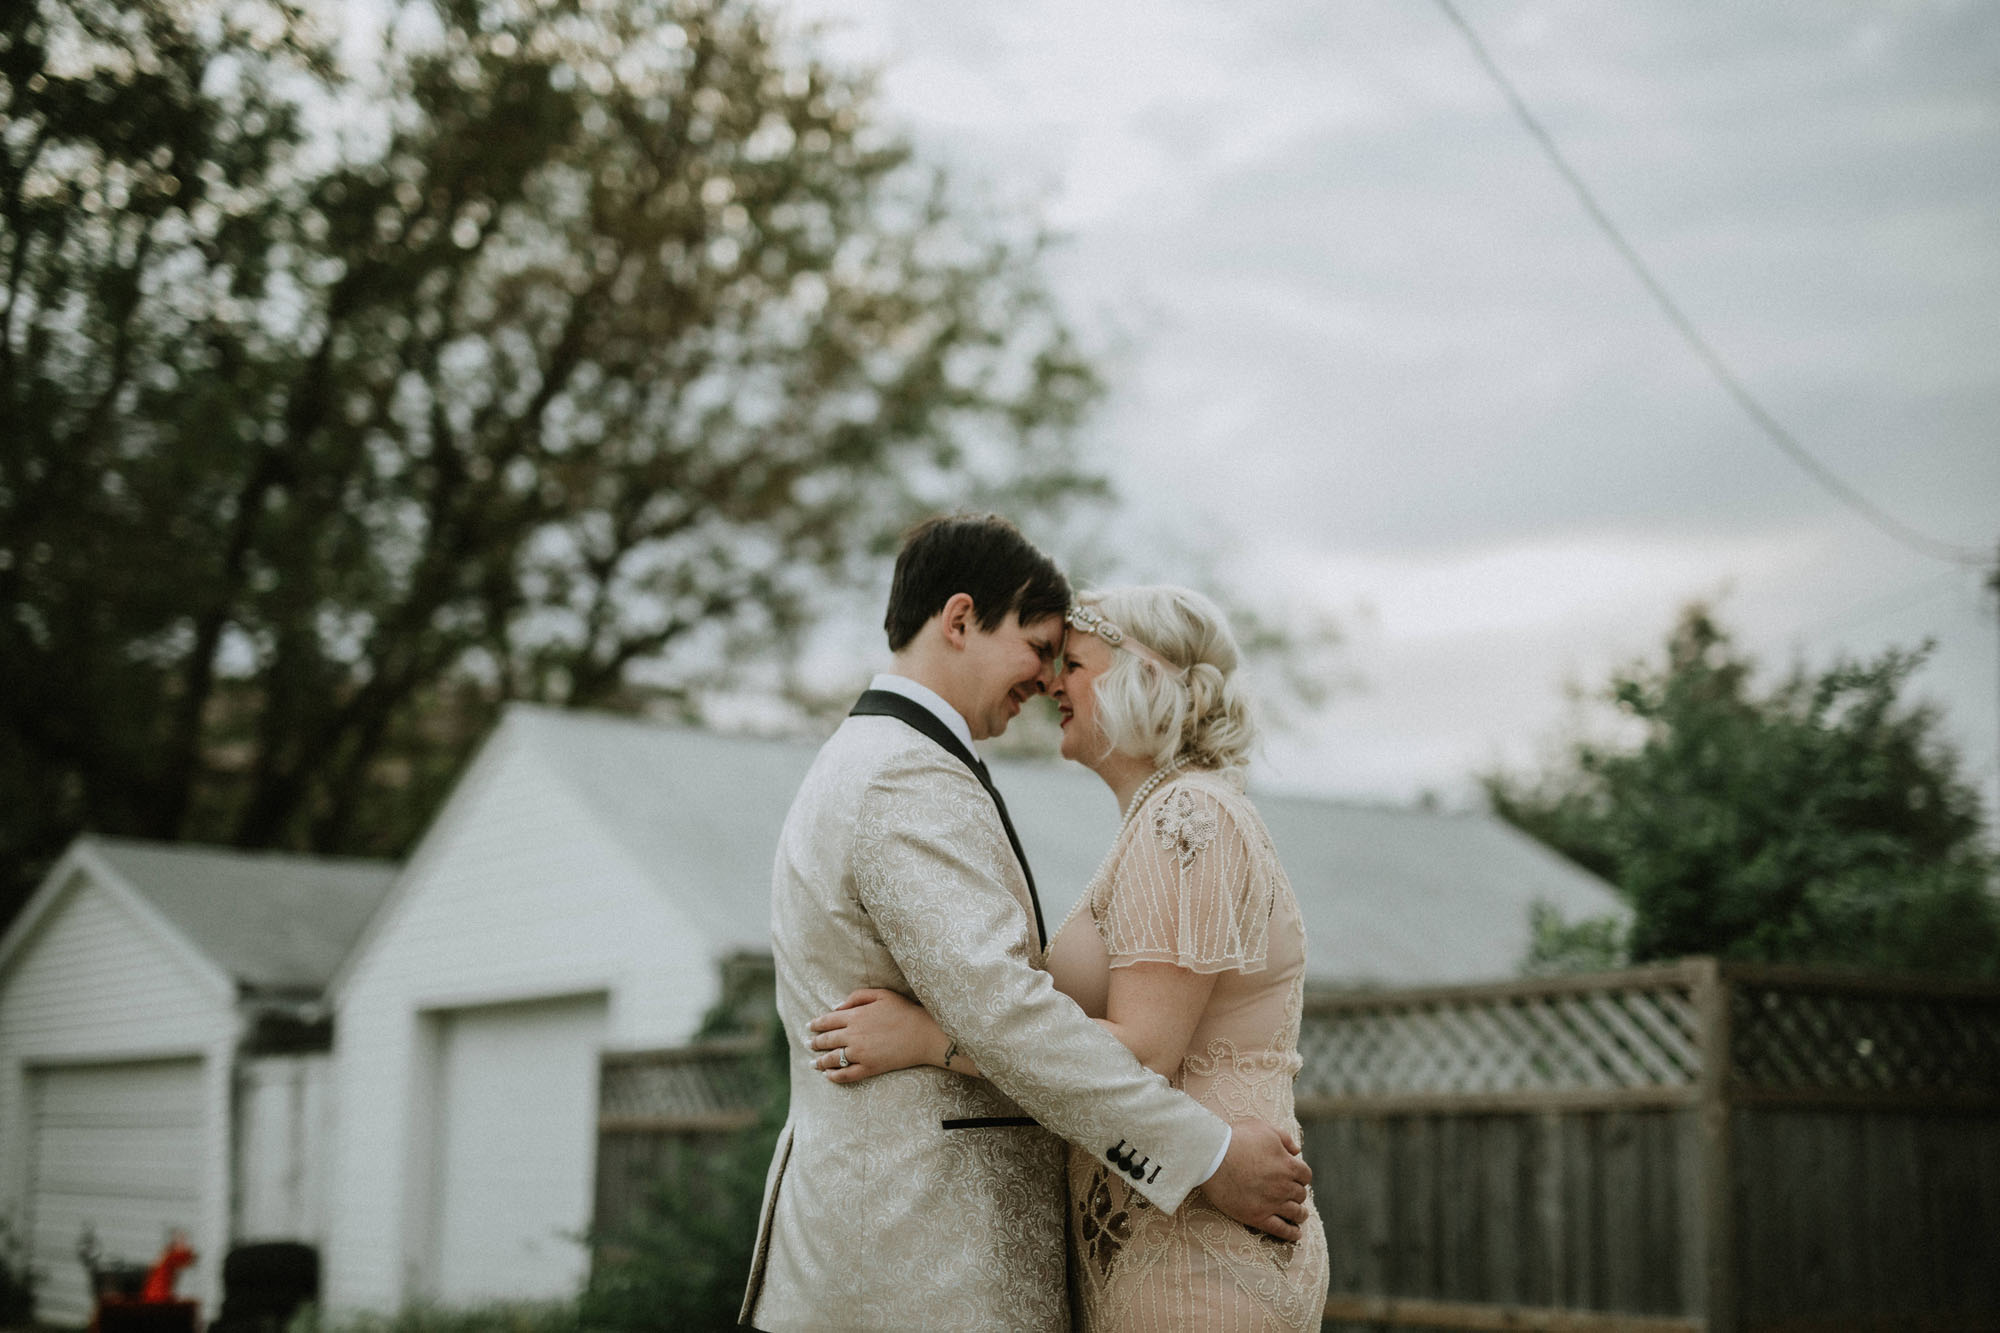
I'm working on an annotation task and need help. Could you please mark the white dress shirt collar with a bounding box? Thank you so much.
[868,672,977,757]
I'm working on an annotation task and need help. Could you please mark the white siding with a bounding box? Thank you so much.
[325,726,715,1314]
[0,870,237,1325]
[235,1055,334,1244]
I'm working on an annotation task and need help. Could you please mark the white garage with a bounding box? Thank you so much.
[0,837,394,1327]
[323,709,728,1316]
[421,996,607,1304]
[26,1059,205,1324]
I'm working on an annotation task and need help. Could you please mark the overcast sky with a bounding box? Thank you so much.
[766,0,2000,820]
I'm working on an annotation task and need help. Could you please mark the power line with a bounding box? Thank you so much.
[1785,566,1971,643]
[1432,0,1991,570]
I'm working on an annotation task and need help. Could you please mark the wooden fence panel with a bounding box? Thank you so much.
[1722,965,2000,1332]
[1475,1113,1525,1304]
[593,1126,744,1240]
[1306,1108,1700,1324]
[592,1038,765,1241]
[1735,1108,2000,1329]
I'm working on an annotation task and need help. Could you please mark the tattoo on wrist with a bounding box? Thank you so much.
[943,1038,960,1070]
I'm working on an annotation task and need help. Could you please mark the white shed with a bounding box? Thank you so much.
[323,707,774,1315]
[0,837,393,1327]
[322,702,1624,1316]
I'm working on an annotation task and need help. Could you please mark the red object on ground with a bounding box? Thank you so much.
[88,1235,200,1333]
[138,1234,196,1302]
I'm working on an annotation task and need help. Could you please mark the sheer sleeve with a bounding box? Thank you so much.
[1094,780,1275,974]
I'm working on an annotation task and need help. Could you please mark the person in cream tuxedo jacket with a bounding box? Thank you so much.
[742,514,1312,1332]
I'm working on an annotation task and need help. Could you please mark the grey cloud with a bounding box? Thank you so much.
[773,0,2000,809]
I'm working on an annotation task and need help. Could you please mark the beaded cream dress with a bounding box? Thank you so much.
[1046,766,1330,1332]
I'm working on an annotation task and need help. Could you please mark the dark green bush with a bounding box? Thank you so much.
[290,1301,580,1333]
[0,1213,35,1325]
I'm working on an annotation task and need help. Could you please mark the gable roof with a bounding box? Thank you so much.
[67,836,396,995]
[505,704,1625,986]
[511,707,803,952]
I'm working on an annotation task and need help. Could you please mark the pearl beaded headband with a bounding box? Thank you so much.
[1064,604,1187,680]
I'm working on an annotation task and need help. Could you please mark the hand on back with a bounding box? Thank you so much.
[1204,1118,1312,1242]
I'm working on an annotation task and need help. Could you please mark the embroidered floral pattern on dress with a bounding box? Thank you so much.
[1078,1165,1135,1276]
[1152,787,1220,869]
[1256,1225,1298,1272]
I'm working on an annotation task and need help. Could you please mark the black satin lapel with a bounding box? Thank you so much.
[848,690,1047,950]
[979,782,1047,952]
[850,690,980,770]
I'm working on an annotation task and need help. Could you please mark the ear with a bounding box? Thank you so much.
[938,592,977,648]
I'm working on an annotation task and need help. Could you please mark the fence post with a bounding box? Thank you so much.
[1694,958,1733,1333]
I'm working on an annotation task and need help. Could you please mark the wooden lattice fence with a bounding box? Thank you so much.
[1299,958,2000,1333]
[594,1036,766,1235]
[591,959,2000,1332]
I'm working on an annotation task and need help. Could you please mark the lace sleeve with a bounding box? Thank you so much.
[1095,782,1274,974]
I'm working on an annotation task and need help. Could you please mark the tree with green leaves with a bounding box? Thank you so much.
[1487,605,1999,977]
[0,0,1105,923]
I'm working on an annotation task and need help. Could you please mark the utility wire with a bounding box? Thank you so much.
[1786,566,1970,643]
[1432,0,1991,569]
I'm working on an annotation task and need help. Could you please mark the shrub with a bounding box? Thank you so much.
[0,1212,36,1325]
[290,1300,581,1333]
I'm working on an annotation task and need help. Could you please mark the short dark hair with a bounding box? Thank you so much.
[883,513,1070,651]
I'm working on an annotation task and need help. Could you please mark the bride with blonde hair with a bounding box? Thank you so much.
[808,585,1331,1330]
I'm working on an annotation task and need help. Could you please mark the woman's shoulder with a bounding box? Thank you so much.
[1096,766,1284,971]
[1136,767,1255,860]
[1144,765,1256,818]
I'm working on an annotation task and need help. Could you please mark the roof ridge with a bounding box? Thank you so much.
[81,831,400,869]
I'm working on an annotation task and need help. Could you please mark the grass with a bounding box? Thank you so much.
[291,1302,584,1333]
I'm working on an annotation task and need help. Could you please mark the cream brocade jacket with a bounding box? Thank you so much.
[742,715,1230,1333]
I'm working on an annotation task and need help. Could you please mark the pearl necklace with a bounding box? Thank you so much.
[1120,756,1190,827]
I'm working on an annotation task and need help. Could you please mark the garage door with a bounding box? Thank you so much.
[29,1059,205,1327]
[427,995,606,1305]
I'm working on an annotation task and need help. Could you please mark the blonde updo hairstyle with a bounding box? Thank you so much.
[1079,585,1257,773]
